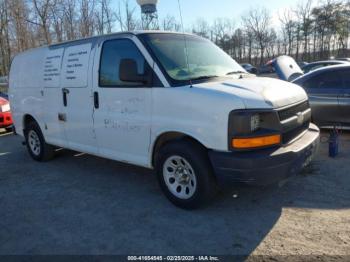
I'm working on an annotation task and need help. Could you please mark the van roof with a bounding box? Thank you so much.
[49,30,192,48]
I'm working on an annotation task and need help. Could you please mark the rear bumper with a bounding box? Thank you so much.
[0,112,13,128]
[208,123,320,186]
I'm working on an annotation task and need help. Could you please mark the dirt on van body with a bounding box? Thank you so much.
[0,129,349,259]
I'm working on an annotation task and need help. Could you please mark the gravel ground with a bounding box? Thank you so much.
[0,129,349,258]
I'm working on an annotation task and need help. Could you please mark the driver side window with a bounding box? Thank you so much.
[99,39,147,87]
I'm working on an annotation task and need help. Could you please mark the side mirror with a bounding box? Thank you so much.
[119,59,149,84]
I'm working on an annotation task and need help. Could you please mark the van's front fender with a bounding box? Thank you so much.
[150,86,246,165]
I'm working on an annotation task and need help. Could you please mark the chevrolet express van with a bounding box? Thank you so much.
[9,31,320,209]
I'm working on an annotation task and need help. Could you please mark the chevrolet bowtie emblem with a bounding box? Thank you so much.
[296,112,304,124]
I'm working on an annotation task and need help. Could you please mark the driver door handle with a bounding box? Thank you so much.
[62,88,70,107]
[94,91,99,109]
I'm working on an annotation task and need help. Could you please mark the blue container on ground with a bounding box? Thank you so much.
[329,129,339,157]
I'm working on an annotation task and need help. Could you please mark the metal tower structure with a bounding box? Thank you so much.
[136,0,159,30]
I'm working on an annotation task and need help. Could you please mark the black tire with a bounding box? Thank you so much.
[25,121,55,161]
[155,139,217,209]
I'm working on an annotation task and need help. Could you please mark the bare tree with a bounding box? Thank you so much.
[242,7,271,65]
[161,15,180,32]
[243,27,255,64]
[8,0,34,51]
[50,0,65,42]
[116,0,139,31]
[279,9,297,56]
[95,0,115,35]
[295,0,313,61]
[79,0,96,37]
[334,0,350,56]
[0,0,11,75]
[192,18,211,39]
[62,0,77,40]
[29,0,56,44]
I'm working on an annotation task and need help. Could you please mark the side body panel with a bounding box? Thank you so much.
[9,48,47,137]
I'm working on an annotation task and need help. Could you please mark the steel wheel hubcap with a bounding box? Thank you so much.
[28,130,41,156]
[163,155,197,199]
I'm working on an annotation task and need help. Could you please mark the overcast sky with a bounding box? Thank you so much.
[113,0,305,28]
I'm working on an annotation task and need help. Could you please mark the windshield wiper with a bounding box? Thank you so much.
[189,75,219,81]
[226,71,248,75]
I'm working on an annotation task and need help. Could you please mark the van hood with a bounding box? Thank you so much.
[271,55,304,82]
[193,76,308,109]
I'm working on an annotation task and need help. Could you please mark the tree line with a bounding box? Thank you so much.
[0,0,349,76]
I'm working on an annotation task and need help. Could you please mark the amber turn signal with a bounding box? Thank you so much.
[232,134,281,149]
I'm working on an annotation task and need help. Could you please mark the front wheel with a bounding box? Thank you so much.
[25,121,55,161]
[156,139,216,209]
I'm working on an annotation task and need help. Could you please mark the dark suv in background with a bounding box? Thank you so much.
[240,63,257,74]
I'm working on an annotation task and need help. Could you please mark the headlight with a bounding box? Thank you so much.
[250,114,260,132]
[0,103,10,112]
[228,110,281,150]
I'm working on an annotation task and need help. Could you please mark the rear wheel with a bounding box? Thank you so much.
[25,121,55,161]
[155,139,216,209]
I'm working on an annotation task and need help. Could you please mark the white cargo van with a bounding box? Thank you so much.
[9,31,320,208]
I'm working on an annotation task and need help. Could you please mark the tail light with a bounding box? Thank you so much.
[0,102,10,113]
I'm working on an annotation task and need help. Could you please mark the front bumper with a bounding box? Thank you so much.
[0,111,13,128]
[208,123,320,186]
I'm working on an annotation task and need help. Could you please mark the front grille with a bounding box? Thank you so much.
[282,121,309,144]
[278,101,310,121]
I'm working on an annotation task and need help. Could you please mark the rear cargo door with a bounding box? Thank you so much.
[43,47,67,147]
[59,42,97,153]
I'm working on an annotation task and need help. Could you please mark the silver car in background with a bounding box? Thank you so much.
[273,56,350,127]
[301,60,348,73]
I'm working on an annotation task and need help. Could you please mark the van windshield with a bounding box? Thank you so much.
[139,33,245,84]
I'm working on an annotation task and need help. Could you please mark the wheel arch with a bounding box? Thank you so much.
[151,131,208,167]
[22,114,39,132]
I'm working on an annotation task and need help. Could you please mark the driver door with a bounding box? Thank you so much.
[92,38,153,167]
